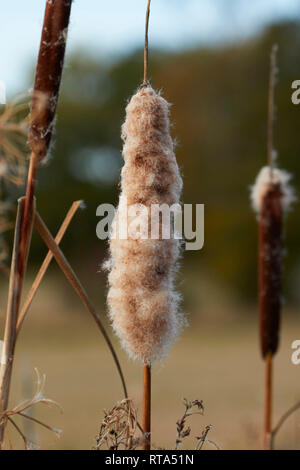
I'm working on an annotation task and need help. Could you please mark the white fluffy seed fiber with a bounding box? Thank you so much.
[251,166,295,214]
[104,86,184,364]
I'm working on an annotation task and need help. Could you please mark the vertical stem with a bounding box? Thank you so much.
[142,363,151,450]
[143,0,151,85]
[0,199,26,447]
[0,0,73,448]
[18,153,38,284]
[0,154,37,449]
[264,352,273,450]
[0,155,37,448]
[267,44,278,181]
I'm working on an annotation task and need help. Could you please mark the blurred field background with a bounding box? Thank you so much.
[0,0,300,449]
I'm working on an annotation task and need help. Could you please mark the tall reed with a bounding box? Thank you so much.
[251,166,294,448]
[105,0,184,450]
[250,45,294,449]
[0,0,73,448]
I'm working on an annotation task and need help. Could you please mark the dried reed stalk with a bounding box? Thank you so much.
[34,211,128,399]
[0,198,34,447]
[251,45,294,450]
[16,200,82,335]
[105,0,184,449]
[263,45,278,450]
[142,3,153,445]
[0,0,72,447]
[252,166,294,449]
[143,0,151,86]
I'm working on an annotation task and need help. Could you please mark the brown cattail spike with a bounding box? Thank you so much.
[258,183,282,358]
[251,166,295,357]
[29,0,72,161]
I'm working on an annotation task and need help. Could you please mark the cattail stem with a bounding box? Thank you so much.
[19,153,38,278]
[264,352,273,450]
[142,3,152,443]
[267,45,278,180]
[0,0,72,447]
[0,198,34,447]
[0,166,36,449]
[143,0,151,85]
[142,363,151,450]
[252,45,294,445]
[253,167,294,450]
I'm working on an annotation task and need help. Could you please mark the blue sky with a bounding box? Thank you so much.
[1,0,300,96]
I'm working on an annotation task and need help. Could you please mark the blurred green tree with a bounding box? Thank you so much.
[4,21,300,308]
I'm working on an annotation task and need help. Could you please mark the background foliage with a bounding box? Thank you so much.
[3,21,300,310]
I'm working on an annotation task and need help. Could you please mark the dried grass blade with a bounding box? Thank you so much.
[16,200,83,335]
[34,211,128,399]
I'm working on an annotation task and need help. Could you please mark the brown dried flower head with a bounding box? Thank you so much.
[29,0,72,161]
[251,166,295,357]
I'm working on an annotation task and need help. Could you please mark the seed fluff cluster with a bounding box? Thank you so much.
[104,86,184,364]
[251,166,295,214]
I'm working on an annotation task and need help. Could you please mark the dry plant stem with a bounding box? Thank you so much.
[264,352,273,450]
[18,154,38,292]
[16,200,82,335]
[0,200,24,446]
[0,153,36,450]
[0,0,72,449]
[267,45,277,180]
[143,0,151,85]
[34,211,128,399]
[258,184,282,450]
[0,198,34,447]
[142,364,151,450]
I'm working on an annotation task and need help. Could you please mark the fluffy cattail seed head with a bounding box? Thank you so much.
[251,166,295,357]
[29,0,72,161]
[251,166,294,214]
[105,86,184,364]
